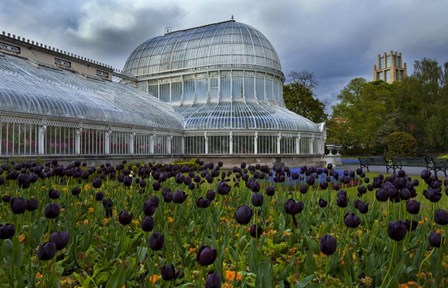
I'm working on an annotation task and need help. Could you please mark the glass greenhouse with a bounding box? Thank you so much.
[0,20,325,161]
[122,20,325,156]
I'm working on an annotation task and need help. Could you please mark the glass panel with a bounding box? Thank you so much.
[244,72,255,99]
[209,135,229,154]
[232,72,244,99]
[171,81,182,102]
[184,76,195,102]
[160,82,170,102]
[220,72,231,100]
[233,135,254,154]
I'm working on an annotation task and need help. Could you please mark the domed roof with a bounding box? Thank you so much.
[122,20,283,78]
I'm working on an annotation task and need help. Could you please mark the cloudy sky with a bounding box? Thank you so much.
[1,0,447,108]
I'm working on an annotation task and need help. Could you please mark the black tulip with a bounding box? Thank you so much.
[320,234,337,255]
[149,232,164,251]
[71,187,81,196]
[251,193,264,207]
[344,213,361,228]
[336,195,348,208]
[429,231,442,247]
[143,200,158,216]
[26,197,39,211]
[0,223,15,239]
[141,216,154,232]
[197,245,217,266]
[249,224,264,238]
[10,197,27,214]
[205,271,221,288]
[95,192,104,201]
[92,178,102,189]
[48,189,60,200]
[235,205,252,225]
[44,203,60,219]
[434,209,448,225]
[318,198,328,208]
[376,189,388,202]
[387,221,407,241]
[160,264,176,280]
[196,197,211,208]
[37,242,57,261]
[406,199,420,215]
[356,201,369,214]
[284,199,304,215]
[206,190,215,201]
[265,186,275,196]
[118,210,132,225]
[217,181,231,195]
[173,190,187,204]
[2,194,11,202]
[50,231,70,250]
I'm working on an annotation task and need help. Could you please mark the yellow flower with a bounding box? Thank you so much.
[19,233,26,243]
[188,247,197,254]
[103,218,110,225]
[149,274,160,284]
[225,271,243,282]
[83,184,91,190]
[283,230,291,237]
[168,217,174,223]
[88,207,95,213]
[356,229,363,237]
[36,272,43,280]
[83,219,89,225]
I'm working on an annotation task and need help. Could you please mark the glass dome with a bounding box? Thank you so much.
[0,53,184,131]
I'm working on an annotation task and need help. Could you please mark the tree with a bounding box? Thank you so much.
[283,71,327,123]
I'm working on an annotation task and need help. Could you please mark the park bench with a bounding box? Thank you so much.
[358,156,398,173]
[426,157,448,177]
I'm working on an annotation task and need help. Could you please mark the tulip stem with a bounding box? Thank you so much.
[381,241,397,288]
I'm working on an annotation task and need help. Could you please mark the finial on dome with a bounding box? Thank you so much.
[231,15,234,20]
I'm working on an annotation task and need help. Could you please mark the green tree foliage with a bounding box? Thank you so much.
[283,71,327,123]
[328,58,448,156]
[384,131,417,158]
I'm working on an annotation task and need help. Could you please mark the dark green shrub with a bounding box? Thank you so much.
[385,131,417,158]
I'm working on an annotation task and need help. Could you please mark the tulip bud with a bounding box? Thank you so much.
[141,216,154,232]
[217,181,231,195]
[249,224,263,238]
[406,199,420,215]
[119,210,132,225]
[95,192,104,201]
[434,209,448,225]
[161,264,176,280]
[50,231,70,250]
[235,205,252,225]
[265,186,275,196]
[387,221,407,241]
[318,198,327,208]
[71,187,81,196]
[205,271,221,288]
[197,245,217,266]
[10,197,27,214]
[44,203,60,219]
[26,197,39,211]
[429,231,442,247]
[320,234,337,255]
[251,193,264,207]
[37,242,57,261]
[344,213,361,228]
[149,232,164,251]
[0,223,15,239]
[196,197,211,208]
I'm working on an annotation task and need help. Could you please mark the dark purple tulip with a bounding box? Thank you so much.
[235,205,252,225]
[420,169,431,180]
[217,181,231,195]
[404,220,418,231]
[205,271,221,288]
[197,245,217,266]
[173,190,187,204]
[48,189,60,200]
[143,199,158,216]
[356,201,368,214]
[265,186,275,196]
[300,185,308,194]
[196,197,211,208]
[0,223,15,239]
[50,231,70,250]
[318,198,328,208]
[284,199,304,215]
[95,192,104,201]
[2,194,11,202]
[429,231,442,247]
[26,197,39,211]
[123,176,132,187]
[92,178,102,189]
[161,264,176,280]
[162,189,173,203]
[344,213,361,228]
[37,242,57,261]
[249,224,264,238]
[17,173,30,189]
[406,200,420,215]
[149,232,164,251]
[102,198,113,218]
[118,210,132,225]
[434,209,448,225]
[206,190,216,201]
[141,216,154,232]
[71,187,81,196]
[251,193,264,207]
[387,221,407,241]
[320,234,337,255]
[250,181,260,192]
[336,195,347,208]
[376,189,388,202]
[44,203,60,219]
[10,197,27,214]
[320,181,329,190]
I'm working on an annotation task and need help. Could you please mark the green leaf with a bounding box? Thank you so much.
[295,274,315,288]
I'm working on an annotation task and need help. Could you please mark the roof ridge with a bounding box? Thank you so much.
[165,19,236,35]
